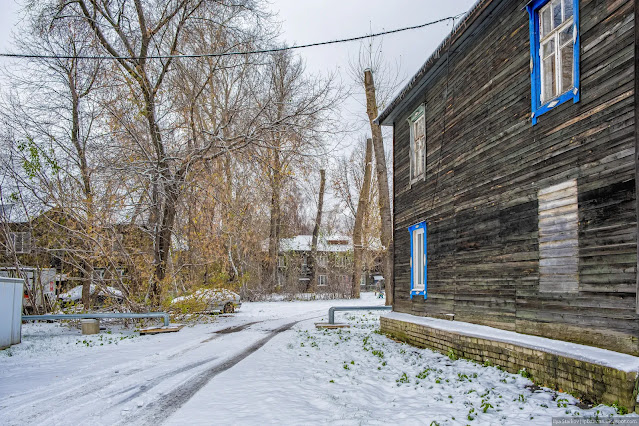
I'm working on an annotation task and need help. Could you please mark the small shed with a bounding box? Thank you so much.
[0,277,24,349]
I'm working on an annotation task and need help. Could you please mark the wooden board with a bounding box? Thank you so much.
[139,325,184,335]
[314,323,350,329]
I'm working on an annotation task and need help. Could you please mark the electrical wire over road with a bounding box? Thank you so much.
[0,13,467,61]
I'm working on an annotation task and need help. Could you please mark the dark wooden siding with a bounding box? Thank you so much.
[392,0,638,354]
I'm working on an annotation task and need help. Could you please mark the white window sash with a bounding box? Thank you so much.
[409,106,426,184]
[412,228,425,291]
[538,0,574,104]
[7,232,31,254]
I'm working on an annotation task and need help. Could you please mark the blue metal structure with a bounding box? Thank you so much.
[23,312,170,327]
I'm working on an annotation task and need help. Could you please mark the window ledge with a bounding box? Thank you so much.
[410,290,426,299]
[410,175,424,186]
[532,88,579,125]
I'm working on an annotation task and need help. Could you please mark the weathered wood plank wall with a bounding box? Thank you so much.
[391,0,638,354]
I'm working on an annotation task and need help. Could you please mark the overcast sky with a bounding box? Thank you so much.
[0,0,475,127]
[274,0,473,87]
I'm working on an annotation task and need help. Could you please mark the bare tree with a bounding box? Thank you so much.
[253,50,340,290]
[51,0,273,303]
[364,69,393,305]
[347,39,401,305]
[1,0,346,308]
[0,5,115,308]
[308,169,325,292]
[351,138,373,299]
[166,5,272,289]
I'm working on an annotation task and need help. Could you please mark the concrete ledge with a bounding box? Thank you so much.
[380,315,639,412]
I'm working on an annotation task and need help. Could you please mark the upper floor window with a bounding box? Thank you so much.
[112,233,124,253]
[409,106,425,183]
[7,232,31,254]
[527,0,580,125]
[318,274,327,286]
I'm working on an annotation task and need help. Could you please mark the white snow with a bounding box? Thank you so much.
[279,235,353,252]
[170,288,240,304]
[58,284,123,302]
[0,294,635,425]
[383,312,639,373]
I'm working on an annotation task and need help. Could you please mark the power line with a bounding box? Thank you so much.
[0,13,466,61]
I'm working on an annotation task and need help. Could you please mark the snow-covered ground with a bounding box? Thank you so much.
[0,293,634,425]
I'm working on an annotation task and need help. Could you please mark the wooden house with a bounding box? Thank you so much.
[377,0,638,355]
[0,203,152,299]
[276,235,354,295]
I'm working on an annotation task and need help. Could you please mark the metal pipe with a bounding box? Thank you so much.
[328,306,392,324]
[23,312,170,327]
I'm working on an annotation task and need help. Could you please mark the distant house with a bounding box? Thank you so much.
[0,204,65,281]
[377,0,638,357]
[0,203,151,301]
[262,233,385,295]
[276,235,353,295]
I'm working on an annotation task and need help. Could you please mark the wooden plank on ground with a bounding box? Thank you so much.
[139,325,184,335]
[315,323,350,329]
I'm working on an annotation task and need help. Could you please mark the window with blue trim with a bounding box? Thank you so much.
[408,106,425,184]
[527,0,580,125]
[409,221,427,299]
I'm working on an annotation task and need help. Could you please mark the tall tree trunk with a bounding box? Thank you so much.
[308,169,326,292]
[363,69,394,306]
[222,120,238,281]
[352,139,373,299]
[69,70,94,308]
[151,180,180,304]
[267,150,282,290]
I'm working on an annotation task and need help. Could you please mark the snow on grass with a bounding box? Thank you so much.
[175,310,634,425]
[0,322,139,359]
[296,314,633,424]
[2,295,636,425]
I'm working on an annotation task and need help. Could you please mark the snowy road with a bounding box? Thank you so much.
[0,296,382,425]
[132,319,301,425]
[1,293,634,425]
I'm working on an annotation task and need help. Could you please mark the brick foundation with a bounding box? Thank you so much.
[380,316,639,412]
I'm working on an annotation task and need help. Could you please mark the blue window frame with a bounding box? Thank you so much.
[409,221,427,299]
[526,0,580,125]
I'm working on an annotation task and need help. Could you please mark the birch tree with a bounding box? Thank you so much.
[308,169,325,292]
[351,138,373,298]
[254,50,340,289]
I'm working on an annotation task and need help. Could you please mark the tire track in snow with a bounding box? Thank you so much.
[167,320,263,355]
[115,319,299,409]
[1,321,254,423]
[4,313,324,425]
[111,355,219,403]
[0,364,145,423]
[128,319,304,426]
[113,322,264,403]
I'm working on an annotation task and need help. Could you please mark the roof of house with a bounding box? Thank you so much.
[0,203,49,224]
[376,0,503,126]
[280,235,353,253]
